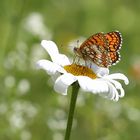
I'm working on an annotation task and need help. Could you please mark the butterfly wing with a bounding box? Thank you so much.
[80,32,107,50]
[74,31,122,67]
[104,31,122,66]
[78,33,110,67]
[105,31,122,52]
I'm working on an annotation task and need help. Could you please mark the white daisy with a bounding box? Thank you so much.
[36,40,129,101]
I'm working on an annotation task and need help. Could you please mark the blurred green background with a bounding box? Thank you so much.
[0,0,140,140]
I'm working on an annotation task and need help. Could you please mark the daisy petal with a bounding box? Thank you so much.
[36,59,65,75]
[41,40,70,66]
[57,54,71,66]
[104,73,129,85]
[102,81,119,101]
[96,68,109,77]
[77,76,109,94]
[54,73,77,95]
[87,62,109,76]
[109,79,125,97]
[51,72,61,82]
[41,40,59,61]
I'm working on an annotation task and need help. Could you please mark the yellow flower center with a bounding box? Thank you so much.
[64,64,97,79]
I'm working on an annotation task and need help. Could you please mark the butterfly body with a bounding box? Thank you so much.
[74,31,122,68]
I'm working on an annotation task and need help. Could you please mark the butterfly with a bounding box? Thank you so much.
[73,31,122,68]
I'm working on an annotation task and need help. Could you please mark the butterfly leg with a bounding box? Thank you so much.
[85,60,92,68]
[72,54,77,64]
[85,60,87,66]
[73,54,81,65]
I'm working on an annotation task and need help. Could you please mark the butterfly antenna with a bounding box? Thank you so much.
[77,40,79,48]
[73,54,77,63]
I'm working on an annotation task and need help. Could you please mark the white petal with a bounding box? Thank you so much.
[41,40,59,59]
[57,54,71,66]
[41,40,70,66]
[36,59,65,75]
[77,76,109,94]
[76,75,125,101]
[87,61,109,76]
[109,79,125,97]
[54,73,77,95]
[104,73,129,85]
[101,81,119,101]
[96,67,109,77]
[51,72,61,82]
[76,76,94,92]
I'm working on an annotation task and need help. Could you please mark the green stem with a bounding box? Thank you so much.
[64,82,80,140]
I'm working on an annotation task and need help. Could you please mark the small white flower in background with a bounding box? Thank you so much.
[23,12,52,39]
[36,40,129,101]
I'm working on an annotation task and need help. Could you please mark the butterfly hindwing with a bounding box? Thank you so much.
[104,31,122,52]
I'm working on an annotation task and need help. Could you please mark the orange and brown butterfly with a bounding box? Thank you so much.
[73,31,122,68]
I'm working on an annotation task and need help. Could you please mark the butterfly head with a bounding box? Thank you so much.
[73,47,82,58]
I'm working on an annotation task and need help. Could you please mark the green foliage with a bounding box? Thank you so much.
[0,0,140,140]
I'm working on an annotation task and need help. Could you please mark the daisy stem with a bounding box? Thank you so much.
[64,82,80,140]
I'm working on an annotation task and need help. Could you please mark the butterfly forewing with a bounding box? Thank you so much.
[80,33,108,50]
[78,33,108,62]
